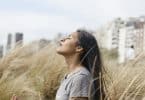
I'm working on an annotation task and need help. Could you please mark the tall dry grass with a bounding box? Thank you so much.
[0,41,144,100]
[102,49,145,100]
[0,41,67,100]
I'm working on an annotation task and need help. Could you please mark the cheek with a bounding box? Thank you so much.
[56,41,76,55]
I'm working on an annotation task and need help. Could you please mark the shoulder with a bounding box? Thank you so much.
[69,68,91,98]
[76,67,91,77]
[72,67,92,84]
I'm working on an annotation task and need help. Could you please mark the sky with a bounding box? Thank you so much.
[0,0,145,45]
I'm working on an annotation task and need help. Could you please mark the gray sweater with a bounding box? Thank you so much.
[55,67,92,100]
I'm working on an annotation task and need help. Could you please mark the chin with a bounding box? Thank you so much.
[56,47,64,55]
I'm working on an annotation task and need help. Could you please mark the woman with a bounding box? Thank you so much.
[56,29,105,100]
[11,29,105,100]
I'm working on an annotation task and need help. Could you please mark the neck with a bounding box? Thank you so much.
[64,54,83,73]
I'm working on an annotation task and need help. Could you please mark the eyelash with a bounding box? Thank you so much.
[65,36,72,40]
[66,37,71,39]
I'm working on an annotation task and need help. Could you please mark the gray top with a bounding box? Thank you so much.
[55,67,92,100]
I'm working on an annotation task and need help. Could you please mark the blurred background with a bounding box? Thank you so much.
[0,0,145,62]
[0,0,145,100]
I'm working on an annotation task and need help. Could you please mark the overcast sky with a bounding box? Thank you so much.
[0,0,145,45]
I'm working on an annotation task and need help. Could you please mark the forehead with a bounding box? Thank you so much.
[70,32,79,39]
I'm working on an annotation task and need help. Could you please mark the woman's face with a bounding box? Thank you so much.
[56,32,79,56]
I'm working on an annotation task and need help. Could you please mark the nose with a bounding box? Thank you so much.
[58,38,65,46]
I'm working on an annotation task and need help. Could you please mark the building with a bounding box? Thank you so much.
[118,17,145,63]
[15,32,23,46]
[95,16,145,63]
[96,18,125,50]
[0,45,3,58]
[5,32,23,55]
[6,33,12,53]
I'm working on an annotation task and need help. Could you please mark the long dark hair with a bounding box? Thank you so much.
[76,29,106,100]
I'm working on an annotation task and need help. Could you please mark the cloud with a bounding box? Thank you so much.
[46,0,98,19]
[96,0,145,18]
[0,0,101,45]
[0,12,86,44]
[0,0,145,45]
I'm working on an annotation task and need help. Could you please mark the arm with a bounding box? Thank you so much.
[10,95,18,100]
[70,97,88,100]
[69,75,90,100]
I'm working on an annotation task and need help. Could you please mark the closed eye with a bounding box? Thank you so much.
[65,35,72,40]
[66,37,71,39]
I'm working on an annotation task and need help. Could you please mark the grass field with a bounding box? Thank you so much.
[0,41,145,100]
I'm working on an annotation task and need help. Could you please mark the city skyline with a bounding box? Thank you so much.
[0,0,145,45]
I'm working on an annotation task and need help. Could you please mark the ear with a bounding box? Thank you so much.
[76,45,84,53]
